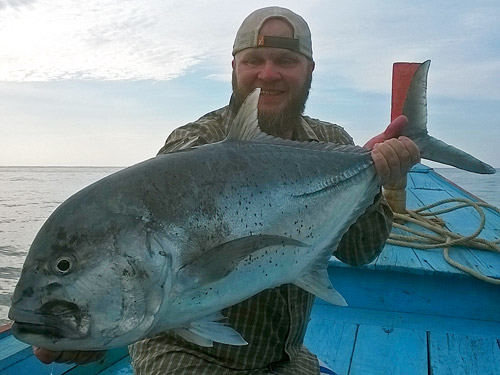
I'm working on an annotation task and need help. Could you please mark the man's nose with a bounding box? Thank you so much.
[257,62,281,81]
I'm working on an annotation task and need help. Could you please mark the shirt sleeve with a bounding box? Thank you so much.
[334,192,393,266]
[157,108,228,154]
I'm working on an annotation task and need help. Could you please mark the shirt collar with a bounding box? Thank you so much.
[292,117,320,142]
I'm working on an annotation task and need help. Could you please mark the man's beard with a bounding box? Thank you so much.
[231,72,312,138]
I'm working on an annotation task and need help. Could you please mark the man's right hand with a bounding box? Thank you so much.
[33,347,106,365]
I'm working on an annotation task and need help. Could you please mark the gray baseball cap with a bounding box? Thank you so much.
[232,7,313,60]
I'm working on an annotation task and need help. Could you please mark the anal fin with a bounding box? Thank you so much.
[172,312,248,347]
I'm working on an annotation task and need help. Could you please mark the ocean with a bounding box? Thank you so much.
[0,165,499,325]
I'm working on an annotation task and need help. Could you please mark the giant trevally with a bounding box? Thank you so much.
[9,61,495,351]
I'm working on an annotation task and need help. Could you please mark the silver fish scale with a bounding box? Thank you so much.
[142,139,378,328]
[138,140,373,247]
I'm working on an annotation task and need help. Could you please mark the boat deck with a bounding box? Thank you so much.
[1,164,499,374]
[306,164,500,374]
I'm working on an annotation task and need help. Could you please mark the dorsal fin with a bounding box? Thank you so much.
[226,88,263,142]
[225,89,372,159]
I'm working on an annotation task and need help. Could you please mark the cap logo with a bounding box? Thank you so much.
[256,35,300,51]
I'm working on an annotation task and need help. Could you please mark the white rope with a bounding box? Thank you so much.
[387,197,500,284]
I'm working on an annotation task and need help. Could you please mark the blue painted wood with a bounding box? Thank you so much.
[401,189,465,275]
[304,318,357,374]
[0,355,74,375]
[349,324,428,375]
[95,356,132,375]
[0,335,30,372]
[429,332,500,375]
[0,327,13,341]
[0,331,128,375]
[327,265,500,322]
[408,185,497,272]
[412,168,500,242]
[60,348,129,374]
[310,303,500,339]
[374,230,434,275]
[374,165,500,279]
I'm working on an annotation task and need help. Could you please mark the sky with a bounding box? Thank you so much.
[0,0,499,168]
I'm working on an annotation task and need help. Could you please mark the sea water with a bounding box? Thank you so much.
[0,166,499,324]
[0,166,122,324]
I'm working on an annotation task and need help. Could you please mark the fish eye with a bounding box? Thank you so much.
[54,256,74,275]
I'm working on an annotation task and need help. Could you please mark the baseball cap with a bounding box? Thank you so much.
[232,7,313,60]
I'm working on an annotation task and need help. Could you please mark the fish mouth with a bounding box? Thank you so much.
[12,321,63,338]
[9,300,90,341]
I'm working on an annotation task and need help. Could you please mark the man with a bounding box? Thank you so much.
[34,6,419,374]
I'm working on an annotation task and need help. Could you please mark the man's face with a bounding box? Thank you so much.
[231,18,315,133]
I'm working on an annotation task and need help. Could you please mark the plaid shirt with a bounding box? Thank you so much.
[129,104,393,374]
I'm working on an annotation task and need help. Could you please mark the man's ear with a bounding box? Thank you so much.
[309,60,315,73]
[232,59,236,70]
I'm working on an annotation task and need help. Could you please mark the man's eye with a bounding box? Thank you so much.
[245,58,260,66]
[278,58,296,66]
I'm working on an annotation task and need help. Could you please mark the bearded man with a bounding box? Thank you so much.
[34,6,419,375]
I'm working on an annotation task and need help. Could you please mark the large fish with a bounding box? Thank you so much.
[9,90,373,350]
[9,62,495,351]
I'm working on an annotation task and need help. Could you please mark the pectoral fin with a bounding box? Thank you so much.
[179,235,308,287]
[173,312,247,347]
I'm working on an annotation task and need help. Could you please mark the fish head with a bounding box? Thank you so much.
[9,184,172,350]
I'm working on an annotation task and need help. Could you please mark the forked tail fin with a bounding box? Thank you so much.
[394,60,495,174]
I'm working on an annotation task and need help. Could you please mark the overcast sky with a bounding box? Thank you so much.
[1,0,499,167]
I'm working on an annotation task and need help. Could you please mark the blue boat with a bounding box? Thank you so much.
[1,61,499,374]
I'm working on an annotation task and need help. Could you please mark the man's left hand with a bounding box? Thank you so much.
[364,115,421,188]
[33,347,106,365]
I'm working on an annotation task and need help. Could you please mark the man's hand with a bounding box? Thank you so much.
[33,347,106,365]
[363,115,420,188]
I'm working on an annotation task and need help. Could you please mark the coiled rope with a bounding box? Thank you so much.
[387,197,500,284]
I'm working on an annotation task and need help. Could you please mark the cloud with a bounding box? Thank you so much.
[304,1,500,100]
[0,0,232,81]
[0,0,37,10]
[205,73,231,82]
[1,0,499,103]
